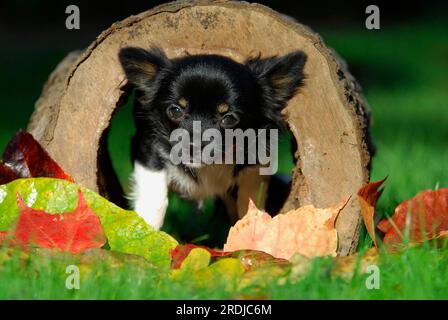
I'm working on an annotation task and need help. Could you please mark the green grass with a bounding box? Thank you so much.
[2,244,448,299]
[0,19,447,299]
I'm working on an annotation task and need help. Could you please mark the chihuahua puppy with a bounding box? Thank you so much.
[119,47,306,230]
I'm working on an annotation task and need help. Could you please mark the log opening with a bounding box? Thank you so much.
[28,0,373,255]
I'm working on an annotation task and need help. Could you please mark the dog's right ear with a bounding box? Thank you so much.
[118,47,170,92]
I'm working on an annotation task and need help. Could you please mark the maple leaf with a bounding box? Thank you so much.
[357,177,387,246]
[223,198,349,260]
[0,130,72,185]
[378,188,448,248]
[2,189,106,253]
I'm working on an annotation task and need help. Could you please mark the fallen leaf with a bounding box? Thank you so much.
[0,131,72,185]
[229,250,290,272]
[171,244,289,273]
[0,165,18,185]
[378,188,448,248]
[357,177,387,246]
[0,178,178,268]
[173,247,211,272]
[5,189,106,253]
[224,198,349,260]
[170,248,245,291]
[171,244,229,269]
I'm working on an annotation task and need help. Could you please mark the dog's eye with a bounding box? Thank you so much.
[221,113,239,128]
[166,104,184,122]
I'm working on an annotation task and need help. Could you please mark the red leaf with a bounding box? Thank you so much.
[357,177,387,246]
[378,188,448,247]
[0,164,19,185]
[171,244,229,269]
[5,189,106,253]
[0,130,72,184]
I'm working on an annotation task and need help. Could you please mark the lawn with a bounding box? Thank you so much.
[0,18,447,299]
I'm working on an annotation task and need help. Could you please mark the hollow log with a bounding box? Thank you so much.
[28,0,373,255]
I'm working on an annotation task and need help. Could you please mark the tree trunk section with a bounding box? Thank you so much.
[28,0,373,256]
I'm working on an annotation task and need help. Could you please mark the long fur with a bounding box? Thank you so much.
[119,47,307,229]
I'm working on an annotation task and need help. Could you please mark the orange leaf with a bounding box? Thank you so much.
[357,177,387,246]
[378,188,448,248]
[224,198,349,260]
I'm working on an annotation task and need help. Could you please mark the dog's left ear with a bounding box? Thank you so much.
[246,50,307,117]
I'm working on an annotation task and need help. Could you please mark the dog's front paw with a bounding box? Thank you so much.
[134,195,168,230]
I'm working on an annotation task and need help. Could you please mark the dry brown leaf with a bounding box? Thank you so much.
[224,198,349,260]
[357,177,387,247]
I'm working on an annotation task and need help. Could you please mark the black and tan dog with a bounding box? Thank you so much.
[118,47,306,229]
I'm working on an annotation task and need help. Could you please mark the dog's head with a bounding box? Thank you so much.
[119,47,306,167]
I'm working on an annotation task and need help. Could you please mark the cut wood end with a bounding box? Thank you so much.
[27,0,373,256]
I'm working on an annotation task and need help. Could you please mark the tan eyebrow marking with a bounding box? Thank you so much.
[217,103,229,114]
[178,98,188,108]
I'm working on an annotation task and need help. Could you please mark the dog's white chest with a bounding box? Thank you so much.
[167,164,235,201]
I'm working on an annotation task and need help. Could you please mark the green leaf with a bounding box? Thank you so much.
[173,248,211,273]
[170,248,245,291]
[0,178,178,268]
